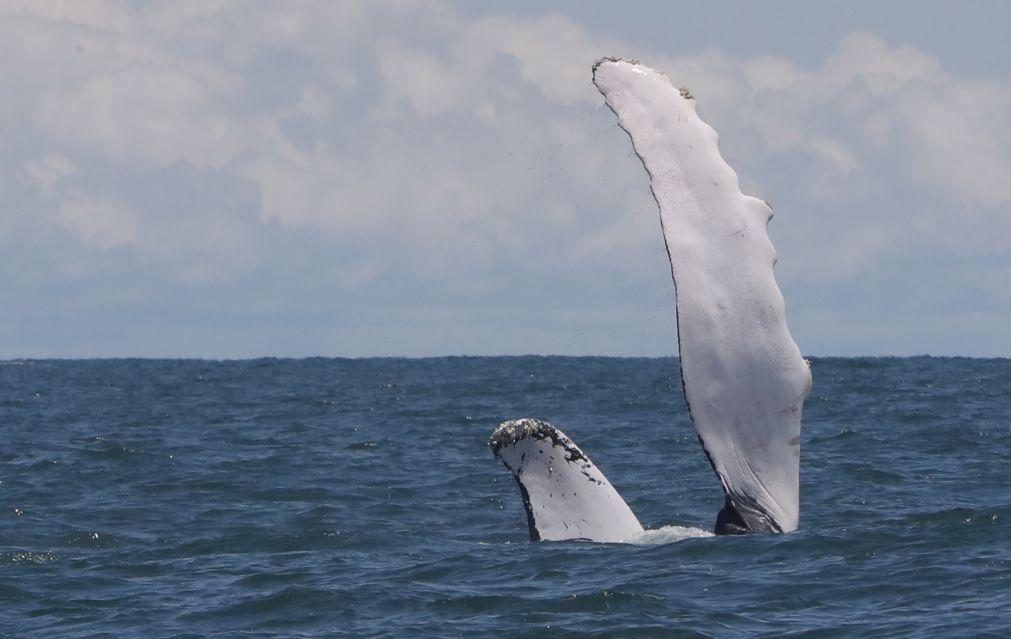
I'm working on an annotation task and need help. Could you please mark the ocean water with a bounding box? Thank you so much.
[2,356,1008,638]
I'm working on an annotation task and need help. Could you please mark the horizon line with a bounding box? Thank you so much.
[2,353,1007,363]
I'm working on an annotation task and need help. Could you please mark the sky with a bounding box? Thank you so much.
[2,0,1010,358]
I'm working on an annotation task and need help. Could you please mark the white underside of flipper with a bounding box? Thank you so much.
[491,419,644,542]
[592,58,812,533]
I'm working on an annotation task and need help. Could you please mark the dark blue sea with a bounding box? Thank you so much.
[2,357,1009,637]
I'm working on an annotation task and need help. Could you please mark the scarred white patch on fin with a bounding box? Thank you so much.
[490,419,644,542]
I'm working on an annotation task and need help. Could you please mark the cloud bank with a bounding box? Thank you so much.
[2,1,1009,356]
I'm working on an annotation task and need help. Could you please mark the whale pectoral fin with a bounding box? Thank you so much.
[593,58,811,534]
[490,419,644,542]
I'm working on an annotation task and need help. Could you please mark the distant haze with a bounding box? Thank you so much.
[2,1,1009,358]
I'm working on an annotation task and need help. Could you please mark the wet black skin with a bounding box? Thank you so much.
[714,495,784,535]
[714,497,750,535]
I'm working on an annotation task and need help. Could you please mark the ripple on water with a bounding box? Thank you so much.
[2,357,1010,638]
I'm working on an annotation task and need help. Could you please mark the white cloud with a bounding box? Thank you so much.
[901,80,1011,209]
[458,14,615,105]
[375,40,462,116]
[823,32,944,94]
[36,65,246,168]
[58,197,136,249]
[1,1,1009,355]
[20,154,77,192]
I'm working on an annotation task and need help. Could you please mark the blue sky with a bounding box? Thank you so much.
[3,1,1009,358]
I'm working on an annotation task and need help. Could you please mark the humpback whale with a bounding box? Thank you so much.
[491,58,812,539]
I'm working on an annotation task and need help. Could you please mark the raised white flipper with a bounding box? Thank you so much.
[592,58,812,533]
[490,419,644,542]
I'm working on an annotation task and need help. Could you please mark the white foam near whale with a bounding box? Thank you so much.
[491,58,811,540]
